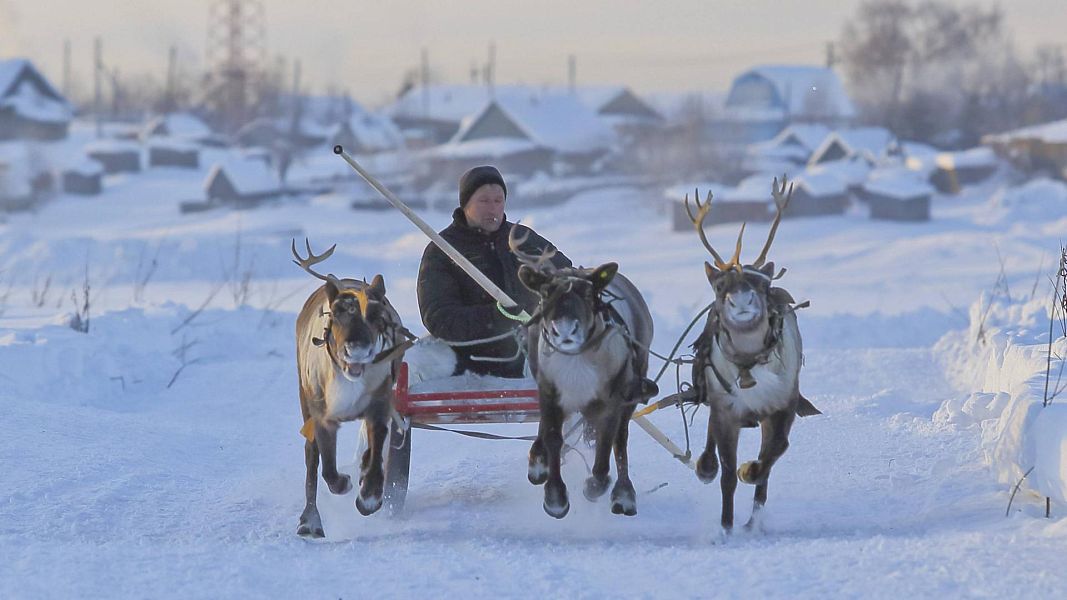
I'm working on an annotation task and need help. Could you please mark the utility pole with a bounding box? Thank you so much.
[568,54,576,93]
[62,39,71,99]
[165,45,177,113]
[487,41,496,98]
[94,37,102,138]
[421,47,429,117]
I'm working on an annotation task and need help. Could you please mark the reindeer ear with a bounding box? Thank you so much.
[369,274,386,299]
[518,264,549,291]
[591,262,618,291]
[704,261,721,283]
[759,262,775,278]
[325,280,340,304]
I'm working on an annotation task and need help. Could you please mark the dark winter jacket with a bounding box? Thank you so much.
[417,208,572,377]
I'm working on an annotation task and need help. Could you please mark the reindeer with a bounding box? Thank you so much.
[512,227,656,519]
[291,239,409,538]
[686,177,820,533]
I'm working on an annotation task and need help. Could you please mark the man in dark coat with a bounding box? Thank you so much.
[417,165,571,377]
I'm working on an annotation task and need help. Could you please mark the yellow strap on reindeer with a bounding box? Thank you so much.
[300,419,316,442]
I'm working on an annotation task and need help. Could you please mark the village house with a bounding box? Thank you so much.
[713,65,855,145]
[0,58,72,142]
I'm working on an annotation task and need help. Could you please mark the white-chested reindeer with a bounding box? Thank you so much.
[686,177,820,533]
[512,226,656,519]
[292,239,409,538]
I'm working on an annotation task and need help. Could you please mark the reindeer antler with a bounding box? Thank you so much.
[685,189,730,270]
[508,225,558,272]
[291,238,343,288]
[751,175,793,268]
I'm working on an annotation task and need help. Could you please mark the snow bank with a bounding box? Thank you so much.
[977,178,1067,227]
[934,290,1067,506]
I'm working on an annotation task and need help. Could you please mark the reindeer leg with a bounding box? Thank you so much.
[713,415,741,532]
[696,406,720,483]
[741,409,794,530]
[583,407,617,502]
[296,437,325,538]
[540,397,569,519]
[610,404,637,516]
[528,415,549,485]
[356,404,388,516]
[315,422,352,496]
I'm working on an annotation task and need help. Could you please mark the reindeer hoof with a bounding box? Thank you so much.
[296,522,325,538]
[583,474,611,501]
[528,459,548,485]
[326,473,353,495]
[610,482,637,516]
[696,451,719,483]
[355,493,383,516]
[737,461,761,484]
[543,498,570,519]
[543,482,569,518]
[297,506,324,539]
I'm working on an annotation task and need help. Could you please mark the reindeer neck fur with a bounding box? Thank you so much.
[704,310,802,419]
[297,289,398,423]
[537,317,631,415]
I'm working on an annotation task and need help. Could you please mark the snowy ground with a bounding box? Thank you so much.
[1,165,1066,598]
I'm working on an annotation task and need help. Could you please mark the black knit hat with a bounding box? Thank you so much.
[459,165,507,208]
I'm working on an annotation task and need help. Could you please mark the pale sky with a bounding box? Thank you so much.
[2,0,1064,108]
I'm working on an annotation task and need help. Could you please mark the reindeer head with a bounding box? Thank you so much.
[510,226,616,353]
[687,177,792,334]
[292,239,396,381]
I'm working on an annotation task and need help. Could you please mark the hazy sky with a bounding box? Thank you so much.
[2,0,1064,108]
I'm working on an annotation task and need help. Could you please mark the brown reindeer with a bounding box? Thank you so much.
[686,177,820,533]
[513,227,656,518]
[292,239,408,538]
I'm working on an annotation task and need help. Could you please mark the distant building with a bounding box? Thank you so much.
[386,84,661,148]
[426,93,616,183]
[62,158,104,196]
[141,112,223,147]
[715,65,855,145]
[860,168,933,222]
[85,140,141,174]
[788,171,849,217]
[983,118,1067,181]
[0,58,73,141]
[808,127,895,166]
[203,157,283,207]
[148,140,199,169]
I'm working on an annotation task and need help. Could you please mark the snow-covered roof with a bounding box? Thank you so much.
[721,174,778,203]
[805,157,872,186]
[452,94,614,154]
[863,167,934,200]
[0,58,72,124]
[430,136,545,160]
[793,170,848,197]
[204,156,280,196]
[935,147,998,171]
[809,127,895,165]
[983,118,1067,145]
[332,111,405,153]
[771,123,832,152]
[63,156,105,176]
[725,65,855,121]
[141,112,213,141]
[387,84,660,127]
[664,182,732,204]
[85,139,141,154]
[148,138,199,153]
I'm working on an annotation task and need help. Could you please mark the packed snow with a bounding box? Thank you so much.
[1,148,1066,598]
